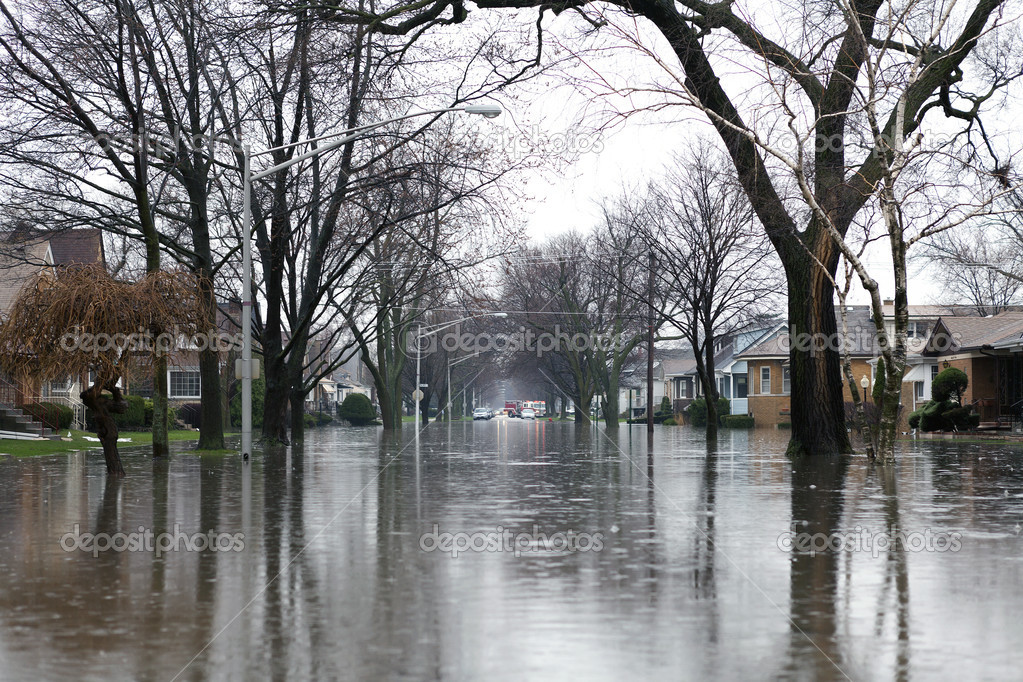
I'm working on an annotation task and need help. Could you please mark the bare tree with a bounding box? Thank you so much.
[643,144,781,437]
[324,0,1022,459]
[0,265,206,476]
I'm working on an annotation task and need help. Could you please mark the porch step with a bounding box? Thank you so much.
[0,403,55,439]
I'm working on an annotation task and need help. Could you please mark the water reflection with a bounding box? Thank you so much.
[0,427,1021,680]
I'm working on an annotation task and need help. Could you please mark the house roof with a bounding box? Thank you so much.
[47,229,104,268]
[926,312,1023,354]
[659,348,699,377]
[737,307,878,359]
[0,241,53,315]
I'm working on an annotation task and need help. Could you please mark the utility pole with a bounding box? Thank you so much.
[647,250,655,434]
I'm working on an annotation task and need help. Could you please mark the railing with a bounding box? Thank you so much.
[30,394,86,430]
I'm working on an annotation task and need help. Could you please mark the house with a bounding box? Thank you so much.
[736,307,878,428]
[618,357,667,419]
[661,325,778,421]
[664,350,699,416]
[0,230,104,431]
[921,311,1023,426]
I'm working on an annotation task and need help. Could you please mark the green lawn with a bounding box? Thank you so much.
[0,429,233,457]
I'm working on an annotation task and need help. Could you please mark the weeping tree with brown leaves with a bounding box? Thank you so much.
[0,264,208,477]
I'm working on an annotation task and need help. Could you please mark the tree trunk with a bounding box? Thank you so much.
[703,336,719,440]
[603,386,620,428]
[152,355,169,458]
[81,382,128,477]
[197,344,224,450]
[262,354,290,444]
[784,266,853,457]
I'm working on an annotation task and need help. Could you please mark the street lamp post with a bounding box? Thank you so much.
[240,104,502,458]
[413,313,507,433]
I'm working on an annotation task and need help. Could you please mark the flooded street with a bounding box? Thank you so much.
[1,421,1022,681]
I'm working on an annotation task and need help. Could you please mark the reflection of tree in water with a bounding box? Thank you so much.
[692,439,718,635]
[782,456,850,680]
[867,463,911,682]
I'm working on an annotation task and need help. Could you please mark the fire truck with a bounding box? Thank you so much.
[504,400,546,417]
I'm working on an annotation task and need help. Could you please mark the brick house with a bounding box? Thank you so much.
[921,311,1023,427]
[736,307,877,428]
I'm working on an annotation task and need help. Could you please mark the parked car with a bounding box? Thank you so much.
[521,408,536,419]
[473,407,492,420]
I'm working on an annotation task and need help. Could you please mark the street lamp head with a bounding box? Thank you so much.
[463,104,502,119]
[861,374,870,390]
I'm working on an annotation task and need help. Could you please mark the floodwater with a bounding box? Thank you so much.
[1,421,1021,681]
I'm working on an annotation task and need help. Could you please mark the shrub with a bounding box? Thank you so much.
[24,401,73,429]
[721,414,755,428]
[111,395,147,429]
[315,411,333,426]
[918,399,949,432]
[661,417,677,426]
[942,406,980,431]
[908,408,923,429]
[303,412,316,427]
[339,393,376,426]
[230,373,265,428]
[872,358,887,404]
[931,368,968,403]
[686,397,731,427]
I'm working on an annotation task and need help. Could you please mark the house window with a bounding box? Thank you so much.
[735,375,748,399]
[783,367,791,394]
[931,365,940,380]
[760,366,771,394]
[914,381,925,400]
[169,370,201,399]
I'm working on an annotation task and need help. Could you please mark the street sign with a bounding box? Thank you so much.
[412,389,424,401]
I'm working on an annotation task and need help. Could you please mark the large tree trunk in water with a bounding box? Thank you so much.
[703,338,719,440]
[785,265,853,457]
[81,382,128,477]
[262,354,290,445]
[603,391,620,428]
[197,345,224,450]
[152,354,169,458]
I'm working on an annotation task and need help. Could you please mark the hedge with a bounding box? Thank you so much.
[111,395,146,429]
[339,393,376,426]
[721,414,755,428]
[24,401,73,430]
[686,397,731,427]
